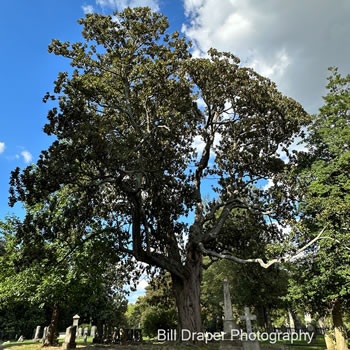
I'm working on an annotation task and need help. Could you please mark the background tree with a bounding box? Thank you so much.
[201,208,289,332]
[288,68,350,350]
[9,7,309,332]
[126,274,176,336]
[0,214,127,344]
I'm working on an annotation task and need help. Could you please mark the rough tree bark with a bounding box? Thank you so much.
[172,245,203,335]
[325,331,336,350]
[332,299,348,350]
[320,317,336,350]
[43,304,59,346]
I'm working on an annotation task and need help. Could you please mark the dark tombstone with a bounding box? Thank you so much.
[126,329,134,342]
[134,329,142,342]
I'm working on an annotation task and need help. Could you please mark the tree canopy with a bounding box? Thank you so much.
[9,7,309,331]
[288,68,350,350]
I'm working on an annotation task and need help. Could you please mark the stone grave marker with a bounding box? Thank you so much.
[33,326,41,342]
[91,326,97,338]
[42,327,48,344]
[220,279,242,350]
[62,326,77,350]
[72,315,80,327]
[241,307,260,350]
[78,328,82,338]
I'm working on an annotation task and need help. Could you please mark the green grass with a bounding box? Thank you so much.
[1,337,95,349]
[2,334,348,350]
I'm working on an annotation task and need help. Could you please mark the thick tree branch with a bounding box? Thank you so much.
[199,226,328,269]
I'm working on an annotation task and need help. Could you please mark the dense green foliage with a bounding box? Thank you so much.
[287,68,350,350]
[0,215,127,341]
[8,6,308,330]
[126,275,176,337]
[288,68,350,314]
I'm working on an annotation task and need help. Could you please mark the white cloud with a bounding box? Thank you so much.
[21,151,33,163]
[193,135,206,155]
[82,5,95,14]
[96,0,159,11]
[127,278,149,303]
[0,142,5,154]
[263,179,274,191]
[137,279,149,290]
[182,0,350,114]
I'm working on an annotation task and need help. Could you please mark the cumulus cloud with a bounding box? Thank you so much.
[82,5,95,14]
[96,0,159,11]
[0,142,5,154]
[182,0,350,113]
[21,151,33,163]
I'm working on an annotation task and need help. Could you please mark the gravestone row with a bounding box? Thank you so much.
[32,323,142,345]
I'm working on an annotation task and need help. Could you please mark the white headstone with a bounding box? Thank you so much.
[72,315,80,327]
[17,335,24,342]
[91,326,97,338]
[42,327,48,344]
[33,325,41,340]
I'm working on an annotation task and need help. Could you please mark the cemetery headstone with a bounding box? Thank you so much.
[73,315,80,337]
[112,327,120,343]
[220,279,242,350]
[33,326,41,341]
[78,328,82,338]
[17,335,24,342]
[83,333,87,344]
[42,327,48,344]
[241,307,257,335]
[62,326,77,350]
[72,315,80,327]
[134,329,142,342]
[241,307,260,350]
[91,326,97,338]
[83,327,89,336]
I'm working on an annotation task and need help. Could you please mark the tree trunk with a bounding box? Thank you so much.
[332,299,348,350]
[325,331,336,350]
[288,309,296,330]
[172,245,202,337]
[320,317,336,350]
[43,304,59,347]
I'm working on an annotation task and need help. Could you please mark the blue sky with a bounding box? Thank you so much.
[1,0,350,302]
[0,1,187,221]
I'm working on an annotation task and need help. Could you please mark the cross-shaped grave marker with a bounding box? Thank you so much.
[240,307,257,335]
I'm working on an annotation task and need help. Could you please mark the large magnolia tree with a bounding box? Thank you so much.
[10,7,309,332]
